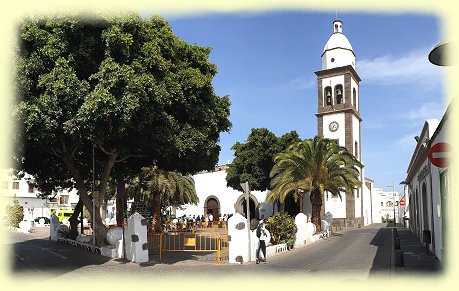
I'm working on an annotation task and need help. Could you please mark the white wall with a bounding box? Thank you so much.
[323,112,346,146]
[362,180,373,225]
[2,171,80,221]
[324,191,346,218]
[429,123,448,261]
[175,170,272,219]
[322,49,355,69]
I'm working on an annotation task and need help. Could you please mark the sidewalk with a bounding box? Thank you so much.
[391,223,442,274]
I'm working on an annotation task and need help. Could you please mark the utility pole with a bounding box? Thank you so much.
[240,181,251,262]
[387,183,396,226]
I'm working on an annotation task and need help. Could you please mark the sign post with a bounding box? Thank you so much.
[240,181,251,262]
[92,191,99,252]
[399,199,406,207]
[429,142,451,168]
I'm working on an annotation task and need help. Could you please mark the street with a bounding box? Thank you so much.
[5,223,394,281]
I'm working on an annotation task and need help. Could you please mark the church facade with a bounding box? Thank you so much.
[176,19,376,226]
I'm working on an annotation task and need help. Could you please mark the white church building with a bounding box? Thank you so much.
[176,19,377,227]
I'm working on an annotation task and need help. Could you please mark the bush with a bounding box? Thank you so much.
[264,211,297,248]
[6,195,24,228]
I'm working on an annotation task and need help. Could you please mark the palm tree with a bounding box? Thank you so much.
[141,166,198,232]
[268,136,363,233]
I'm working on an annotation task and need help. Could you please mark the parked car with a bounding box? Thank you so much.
[34,216,50,224]
[57,210,74,222]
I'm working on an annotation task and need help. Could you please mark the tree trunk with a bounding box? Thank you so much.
[151,193,161,232]
[299,191,304,214]
[98,150,117,221]
[60,145,108,246]
[116,179,125,227]
[68,199,83,239]
[310,188,323,233]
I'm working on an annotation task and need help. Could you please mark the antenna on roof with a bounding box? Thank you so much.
[336,10,338,20]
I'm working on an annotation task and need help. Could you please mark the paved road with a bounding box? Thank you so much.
[5,223,395,282]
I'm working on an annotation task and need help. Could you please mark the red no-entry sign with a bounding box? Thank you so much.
[399,199,406,207]
[429,142,451,168]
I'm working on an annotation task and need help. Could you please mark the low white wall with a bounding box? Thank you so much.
[294,213,316,248]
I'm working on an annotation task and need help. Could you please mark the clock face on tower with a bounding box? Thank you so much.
[329,121,339,132]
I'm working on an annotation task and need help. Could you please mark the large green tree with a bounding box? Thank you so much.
[225,128,300,191]
[268,136,363,232]
[13,14,230,245]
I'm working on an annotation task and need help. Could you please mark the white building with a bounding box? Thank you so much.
[175,165,276,220]
[403,105,452,262]
[1,170,79,221]
[371,188,402,223]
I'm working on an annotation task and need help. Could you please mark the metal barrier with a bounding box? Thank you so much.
[147,231,227,263]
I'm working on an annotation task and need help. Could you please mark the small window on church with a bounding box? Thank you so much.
[354,141,358,159]
[324,86,332,106]
[353,88,357,109]
[331,58,335,63]
[335,85,343,104]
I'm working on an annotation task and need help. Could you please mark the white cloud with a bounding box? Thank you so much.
[396,132,418,149]
[405,101,445,123]
[358,47,444,86]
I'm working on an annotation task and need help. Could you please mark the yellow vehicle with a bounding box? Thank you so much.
[57,209,74,222]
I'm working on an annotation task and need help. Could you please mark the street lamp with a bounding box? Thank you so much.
[428,41,454,66]
[387,183,396,226]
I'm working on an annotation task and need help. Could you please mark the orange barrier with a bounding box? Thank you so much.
[148,231,226,263]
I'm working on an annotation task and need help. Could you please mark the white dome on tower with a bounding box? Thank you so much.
[321,20,355,70]
[323,33,353,53]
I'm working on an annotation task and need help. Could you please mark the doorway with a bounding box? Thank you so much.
[204,196,220,220]
[242,198,256,220]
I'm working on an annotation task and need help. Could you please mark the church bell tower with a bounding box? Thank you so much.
[315,19,363,226]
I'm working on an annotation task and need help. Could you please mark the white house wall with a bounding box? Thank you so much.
[371,188,384,223]
[2,170,80,221]
[362,180,373,225]
[429,122,448,261]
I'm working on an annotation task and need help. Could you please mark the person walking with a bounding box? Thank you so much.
[256,216,270,264]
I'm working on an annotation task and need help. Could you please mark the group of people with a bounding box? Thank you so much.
[164,213,235,231]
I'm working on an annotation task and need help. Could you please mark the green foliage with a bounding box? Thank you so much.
[226,128,300,191]
[13,13,231,243]
[268,136,363,231]
[269,136,363,202]
[6,195,24,228]
[141,166,199,208]
[264,212,297,248]
[126,166,198,231]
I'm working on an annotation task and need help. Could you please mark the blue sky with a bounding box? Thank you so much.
[162,11,445,192]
